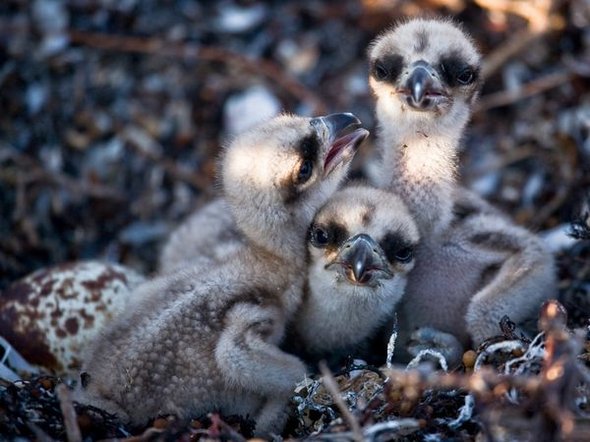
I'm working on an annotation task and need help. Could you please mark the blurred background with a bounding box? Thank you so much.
[0,0,589,302]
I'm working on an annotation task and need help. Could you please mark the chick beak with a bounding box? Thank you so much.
[311,112,360,137]
[335,234,393,286]
[403,62,445,110]
[310,113,369,177]
[408,66,431,104]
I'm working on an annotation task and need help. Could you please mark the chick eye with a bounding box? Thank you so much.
[395,247,414,263]
[373,60,389,80]
[297,159,313,184]
[310,226,330,248]
[456,68,475,85]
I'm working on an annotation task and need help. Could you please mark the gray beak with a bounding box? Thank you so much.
[408,66,432,104]
[310,113,369,177]
[404,61,443,110]
[336,233,393,286]
[310,112,361,138]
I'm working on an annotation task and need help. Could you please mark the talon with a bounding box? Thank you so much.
[407,327,464,367]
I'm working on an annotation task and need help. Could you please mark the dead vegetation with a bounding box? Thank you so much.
[1,0,590,440]
[2,301,590,441]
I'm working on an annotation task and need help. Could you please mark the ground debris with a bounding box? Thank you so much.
[0,376,126,440]
[1,290,590,440]
[0,375,256,441]
[1,0,590,440]
[286,300,590,441]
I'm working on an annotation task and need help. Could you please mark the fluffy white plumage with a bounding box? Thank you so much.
[368,18,556,366]
[75,113,367,434]
[288,184,419,365]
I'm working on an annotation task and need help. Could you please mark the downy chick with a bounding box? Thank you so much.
[287,184,419,366]
[162,151,420,369]
[159,198,241,273]
[74,113,368,435]
[368,18,556,365]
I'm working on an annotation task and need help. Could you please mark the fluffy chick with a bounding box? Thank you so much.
[368,18,556,365]
[159,110,368,273]
[74,113,368,435]
[159,198,240,273]
[286,184,419,365]
[368,17,482,235]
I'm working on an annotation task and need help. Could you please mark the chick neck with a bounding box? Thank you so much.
[375,99,469,236]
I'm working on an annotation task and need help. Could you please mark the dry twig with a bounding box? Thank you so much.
[0,149,125,203]
[118,427,164,442]
[482,30,546,80]
[475,70,575,112]
[475,0,553,32]
[536,300,584,439]
[55,384,82,442]
[208,414,248,442]
[27,423,57,442]
[384,300,590,440]
[319,361,364,442]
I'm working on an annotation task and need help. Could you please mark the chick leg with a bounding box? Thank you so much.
[407,326,464,367]
[464,215,556,344]
[216,303,306,434]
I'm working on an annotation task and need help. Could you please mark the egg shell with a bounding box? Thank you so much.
[0,261,145,376]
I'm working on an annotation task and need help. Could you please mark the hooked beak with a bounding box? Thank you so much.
[399,62,448,111]
[327,233,393,286]
[310,113,369,177]
[409,66,431,104]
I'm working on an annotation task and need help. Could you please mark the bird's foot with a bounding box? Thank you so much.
[407,327,463,368]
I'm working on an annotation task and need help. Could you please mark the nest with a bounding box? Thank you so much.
[1,0,590,440]
[1,298,589,441]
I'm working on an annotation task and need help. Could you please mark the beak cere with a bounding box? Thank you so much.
[336,234,393,286]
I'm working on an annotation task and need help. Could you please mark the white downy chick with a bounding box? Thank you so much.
[74,113,368,435]
[368,18,556,365]
[287,184,419,365]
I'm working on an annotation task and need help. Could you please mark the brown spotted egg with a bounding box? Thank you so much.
[0,261,145,376]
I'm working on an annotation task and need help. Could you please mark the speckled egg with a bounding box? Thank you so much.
[0,261,145,376]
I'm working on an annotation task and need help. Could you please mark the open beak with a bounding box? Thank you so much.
[327,233,393,286]
[398,61,448,111]
[310,113,369,177]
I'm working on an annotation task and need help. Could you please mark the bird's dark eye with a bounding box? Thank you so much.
[456,68,475,85]
[440,58,477,87]
[373,60,389,80]
[297,160,313,184]
[310,226,330,248]
[395,247,414,263]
